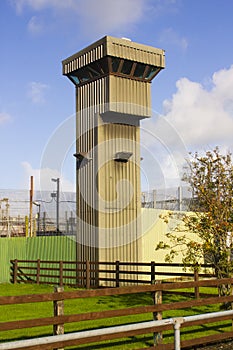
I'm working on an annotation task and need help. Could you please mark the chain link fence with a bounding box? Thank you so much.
[0,186,193,237]
[141,186,193,211]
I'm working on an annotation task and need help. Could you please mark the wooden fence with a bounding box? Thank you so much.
[1,278,233,349]
[10,259,215,288]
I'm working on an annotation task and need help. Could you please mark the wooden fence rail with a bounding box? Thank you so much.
[1,278,233,349]
[10,259,215,289]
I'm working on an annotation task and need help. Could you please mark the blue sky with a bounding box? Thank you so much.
[1,0,233,192]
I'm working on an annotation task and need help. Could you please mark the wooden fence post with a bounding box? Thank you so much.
[151,261,156,284]
[53,286,64,350]
[152,280,163,345]
[116,261,120,287]
[75,261,79,287]
[13,259,18,284]
[95,261,99,288]
[194,267,200,299]
[36,259,40,285]
[231,284,233,331]
[86,260,90,289]
[59,261,63,287]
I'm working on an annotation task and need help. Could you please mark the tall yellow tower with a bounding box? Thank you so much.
[62,36,165,275]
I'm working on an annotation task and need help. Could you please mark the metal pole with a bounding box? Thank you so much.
[43,211,46,233]
[37,204,41,233]
[173,318,183,350]
[0,319,174,350]
[51,178,60,233]
[29,176,33,237]
[2,310,233,350]
[33,202,41,234]
[178,186,182,211]
[25,216,29,237]
[6,199,10,237]
[153,189,156,208]
[57,178,60,233]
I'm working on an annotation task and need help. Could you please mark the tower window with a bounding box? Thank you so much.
[78,68,91,82]
[111,57,121,72]
[133,63,146,78]
[145,66,160,80]
[67,56,161,86]
[68,74,80,85]
[121,60,134,75]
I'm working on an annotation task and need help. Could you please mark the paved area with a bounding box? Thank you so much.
[197,340,233,349]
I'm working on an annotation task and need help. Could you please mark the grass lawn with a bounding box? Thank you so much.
[0,283,231,350]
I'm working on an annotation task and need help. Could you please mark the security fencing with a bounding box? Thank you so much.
[0,186,193,237]
[141,186,193,211]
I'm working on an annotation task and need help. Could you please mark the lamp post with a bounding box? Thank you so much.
[51,178,60,233]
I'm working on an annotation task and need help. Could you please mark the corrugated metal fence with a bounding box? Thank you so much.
[0,237,76,283]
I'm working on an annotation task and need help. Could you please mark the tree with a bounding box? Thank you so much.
[156,147,233,296]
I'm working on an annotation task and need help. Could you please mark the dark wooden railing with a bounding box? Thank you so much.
[1,278,233,349]
[10,259,215,289]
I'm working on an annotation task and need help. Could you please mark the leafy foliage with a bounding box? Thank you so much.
[156,147,233,295]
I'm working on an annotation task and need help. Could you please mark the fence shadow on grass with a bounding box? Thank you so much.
[63,334,154,350]
[96,292,154,309]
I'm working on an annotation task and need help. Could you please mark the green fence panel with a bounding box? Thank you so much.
[26,236,77,284]
[26,236,76,261]
[0,238,26,283]
[0,236,76,283]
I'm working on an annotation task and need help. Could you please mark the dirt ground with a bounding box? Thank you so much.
[196,339,233,349]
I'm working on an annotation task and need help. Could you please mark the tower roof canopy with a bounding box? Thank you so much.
[62,36,165,86]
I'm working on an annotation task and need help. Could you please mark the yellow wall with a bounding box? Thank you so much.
[139,208,201,279]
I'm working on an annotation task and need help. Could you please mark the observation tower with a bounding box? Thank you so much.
[62,36,165,279]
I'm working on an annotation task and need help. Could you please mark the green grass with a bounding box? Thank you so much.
[0,284,231,349]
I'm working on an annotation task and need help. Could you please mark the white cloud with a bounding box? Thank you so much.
[162,65,233,149]
[0,112,11,125]
[11,0,150,35]
[159,27,188,51]
[21,161,75,192]
[140,116,188,190]
[11,0,77,14]
[27,81,49,104]
[27,15,44,34]
[76,0,147,34]
[140,66,233,187]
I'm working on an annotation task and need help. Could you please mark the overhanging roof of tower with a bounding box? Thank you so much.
[62,36,165,85]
